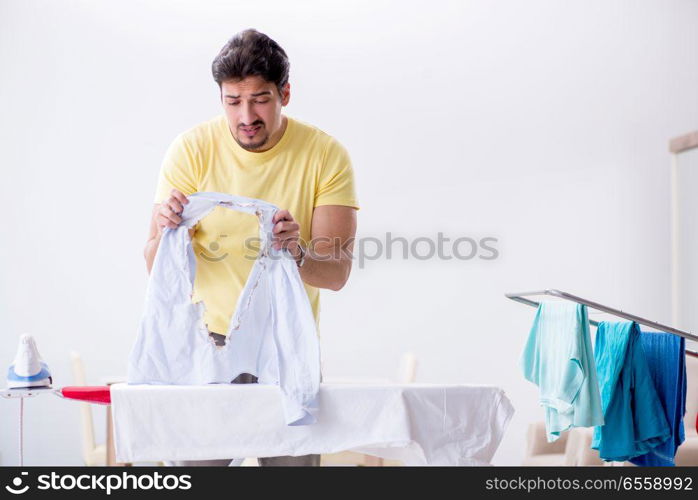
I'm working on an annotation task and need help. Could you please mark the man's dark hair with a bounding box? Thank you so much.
[211,29,290,97]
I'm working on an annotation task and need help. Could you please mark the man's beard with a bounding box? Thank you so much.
[236,123,268,151]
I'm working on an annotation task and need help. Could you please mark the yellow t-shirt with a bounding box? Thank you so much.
[153,114,360,336]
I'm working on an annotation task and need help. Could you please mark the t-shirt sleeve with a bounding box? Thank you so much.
[314,137,360,210]
[152,133,200,204]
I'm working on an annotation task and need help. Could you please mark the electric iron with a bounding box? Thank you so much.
[6,334,52,389]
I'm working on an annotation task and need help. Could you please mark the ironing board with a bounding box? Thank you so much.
[3,384,518,466]
[111,382,515,466]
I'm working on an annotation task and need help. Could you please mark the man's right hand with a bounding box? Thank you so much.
[145,189,195,273]
[157,188,189,230]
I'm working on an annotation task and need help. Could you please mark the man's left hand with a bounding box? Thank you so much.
[272,209,303,260]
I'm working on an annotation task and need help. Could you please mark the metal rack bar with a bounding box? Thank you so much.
[506,289,698,358]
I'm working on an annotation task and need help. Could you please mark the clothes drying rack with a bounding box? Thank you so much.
[505,289,698,358]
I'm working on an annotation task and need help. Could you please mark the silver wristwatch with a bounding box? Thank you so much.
[295,245,306,268]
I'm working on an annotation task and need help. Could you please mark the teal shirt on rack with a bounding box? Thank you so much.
[591,321,671,462]
[520,301,604,441]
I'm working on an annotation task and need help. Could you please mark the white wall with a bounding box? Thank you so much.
[1,0,697,466]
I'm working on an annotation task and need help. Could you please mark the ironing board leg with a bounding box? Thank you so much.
[106,405,115,466]
[19,398,24,466]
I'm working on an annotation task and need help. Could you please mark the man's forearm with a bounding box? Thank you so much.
[144,234,162,275]
[297,244,352,291]
[144,228,195,274]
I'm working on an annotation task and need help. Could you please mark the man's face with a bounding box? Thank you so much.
[220,75,290,152]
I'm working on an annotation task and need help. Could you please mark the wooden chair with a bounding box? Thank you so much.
[69,351,107,466]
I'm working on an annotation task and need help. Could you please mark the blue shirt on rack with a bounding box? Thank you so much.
[591,321,670,462]
[630,331,686,466]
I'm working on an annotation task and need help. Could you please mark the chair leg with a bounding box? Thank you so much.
[362,454,384,466]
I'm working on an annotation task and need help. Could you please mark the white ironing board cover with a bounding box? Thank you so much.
[111,382,514,466]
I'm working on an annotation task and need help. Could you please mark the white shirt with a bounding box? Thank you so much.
[127,192,321,426]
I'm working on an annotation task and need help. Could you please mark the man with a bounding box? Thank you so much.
[143,29,359,466]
